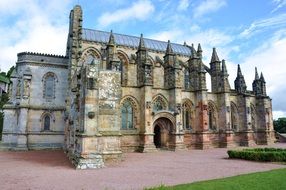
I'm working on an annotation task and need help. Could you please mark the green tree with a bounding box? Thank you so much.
[274,117,286,133]
[0,66,14,140]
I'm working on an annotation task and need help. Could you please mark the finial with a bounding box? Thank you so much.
[197,43,202,52]
[108,30,115,45]
[138,33,145,49]
[255,67,259,80]
[260,72,265,82]
[222,59,228,75]
[211,47,220,62]
[166,40,173,54]
[237,64,242,77]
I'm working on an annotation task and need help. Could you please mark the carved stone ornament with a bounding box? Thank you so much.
[88,111,95,119]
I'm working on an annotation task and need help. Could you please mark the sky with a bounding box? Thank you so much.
[0,0,286,119]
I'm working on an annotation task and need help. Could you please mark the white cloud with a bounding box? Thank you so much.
[240,13,286,38]
[226,30,286,116]
[273,111,286,119]
[97,0,155,28]
[193,0,227,18]
[272,0,286,13]
[0,0,72,72]
[177,0,189,11]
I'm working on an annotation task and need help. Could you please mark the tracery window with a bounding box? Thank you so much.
[184,69,190,90]
[231,103,239,131]
[208,102,217,130]
[251,105,256,131]
[121,100,134,129]
[43,72,57,99]
[44,115,51,131]
[152,96,167,112]
[182,101,193,130]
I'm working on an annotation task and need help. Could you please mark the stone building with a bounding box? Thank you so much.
[1,5,275,169]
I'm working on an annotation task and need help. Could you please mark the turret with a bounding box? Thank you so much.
[234,64,247,94]
[106,30,121,71]
[221,59,230,92]
[197,43,202,59]
[164,40,177,67]
[136,34,152,86]
[252,67,261,96]
[210,47,221,92]
[260,72,267,96]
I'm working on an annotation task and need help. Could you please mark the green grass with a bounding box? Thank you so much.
[145,168,286,190]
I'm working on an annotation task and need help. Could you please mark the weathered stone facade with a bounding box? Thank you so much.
[1,5,275,169]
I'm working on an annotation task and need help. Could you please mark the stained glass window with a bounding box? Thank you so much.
[121,101,134,129]
[44,115,50,131]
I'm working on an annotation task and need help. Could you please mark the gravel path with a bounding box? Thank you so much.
[0,144,285,190]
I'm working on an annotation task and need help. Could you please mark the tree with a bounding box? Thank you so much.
[274,118,286,133]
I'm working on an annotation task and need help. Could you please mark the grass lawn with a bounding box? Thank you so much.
[146,168,286,190]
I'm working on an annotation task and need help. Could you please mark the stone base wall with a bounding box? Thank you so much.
[183,131,274,149]
[120,134,140,152]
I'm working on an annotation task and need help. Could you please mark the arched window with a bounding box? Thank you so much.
[152,95,167,112]
[43,72,57,99]
[121,101,134,129]
[182,101,193,130]
[184,69,190,90]
[251,105,256,131]
[44,115,50,131]
[208,102,217,130]
[231,103,239,131]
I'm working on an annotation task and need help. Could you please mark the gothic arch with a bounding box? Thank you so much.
[147,55,155,67]
[182,99,194,130]
[42,72,58,99]
[208,101,218,131]
[120,96,140,129]
[230,102,239,131]
[152,94,168,112]
[81,47,102,60]
[153,111,176,131]
[250,103,257,131]
[40,111,55,131]
[118,50,129,86]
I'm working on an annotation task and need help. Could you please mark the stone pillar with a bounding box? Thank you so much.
[139,86,157,152]
[219,93,234,148]
[194,91,210,149]
[16,107,28,150]
[240,96,255,146]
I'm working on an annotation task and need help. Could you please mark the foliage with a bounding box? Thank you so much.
[227,148,286,162]
[0,66,14,140]
[145,168,286,190]
[274,118,286,133]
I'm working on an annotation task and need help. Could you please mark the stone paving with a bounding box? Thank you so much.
[0,144,285,190]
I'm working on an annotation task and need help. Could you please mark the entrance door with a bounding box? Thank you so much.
[154,125,161,148]
[153,117,174,149]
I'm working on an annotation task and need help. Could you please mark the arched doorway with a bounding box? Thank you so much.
[153,117,174,149]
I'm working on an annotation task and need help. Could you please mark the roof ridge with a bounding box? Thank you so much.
[17,52,68,58]
[82,28,191,49]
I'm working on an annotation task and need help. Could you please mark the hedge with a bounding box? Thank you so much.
[227,148,286,162]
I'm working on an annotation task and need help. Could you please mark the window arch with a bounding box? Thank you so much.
[44,115,51,131]
[121,100,134,129]
[152,95,168,112]
[42,72,57,99]
[250,104,257,131]
[40,112,55,131]
[184,68,190,90]
[231,102,239,131]
[182,100,194,130]
[208,102,217,131]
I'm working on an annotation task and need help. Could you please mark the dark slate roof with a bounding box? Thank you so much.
[82,28,192,56]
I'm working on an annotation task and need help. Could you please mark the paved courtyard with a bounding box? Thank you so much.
[0,144,286,190]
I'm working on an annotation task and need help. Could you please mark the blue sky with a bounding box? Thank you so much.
[0,0,286,118]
